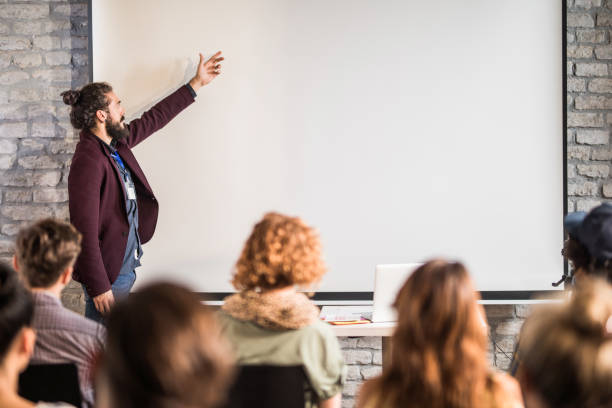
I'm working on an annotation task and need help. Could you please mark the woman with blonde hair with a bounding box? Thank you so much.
[517,278,612,408]
[218,212,345,408]
[357,259,522,408]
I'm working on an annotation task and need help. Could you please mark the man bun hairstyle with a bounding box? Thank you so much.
[15,218,82,289]
[0,262,33,362]
[61,82,113,130]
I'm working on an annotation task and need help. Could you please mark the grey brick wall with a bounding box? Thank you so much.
[568,0,612,212]
[0,0,88,313]
[0,2,607,407]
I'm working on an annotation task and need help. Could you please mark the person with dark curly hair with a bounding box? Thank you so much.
[218,212,345,408]
[64,51,224,323]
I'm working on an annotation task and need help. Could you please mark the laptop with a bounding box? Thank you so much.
[364,263,421,323]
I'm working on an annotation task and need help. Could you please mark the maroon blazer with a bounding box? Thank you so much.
[68,85,195,297]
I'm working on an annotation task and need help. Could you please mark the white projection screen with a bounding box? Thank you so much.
[92,0,564,298]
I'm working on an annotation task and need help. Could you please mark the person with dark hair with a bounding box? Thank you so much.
[517,278,612,408]
[357,260,523,408]
[218,212,345,408]
[95,282,234,408]
[13,219,105,408]
[0,263,75,408]
[64,51,224,322]
[560,202,612,285]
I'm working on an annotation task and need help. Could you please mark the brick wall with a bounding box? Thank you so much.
[567,0,612,211]
[0,0,88,312]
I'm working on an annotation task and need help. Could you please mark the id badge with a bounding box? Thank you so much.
[126,181,136,200]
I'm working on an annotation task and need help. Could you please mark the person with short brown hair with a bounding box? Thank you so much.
[517,278,612,408]
[218,212,345,408]
[13,219,105,408]
[95,282,234,408]
[357,259,523,408]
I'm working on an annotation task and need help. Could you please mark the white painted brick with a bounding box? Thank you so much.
[0,101,28,119]
[28,104,56,119]
[568,145,591,160]
[0,54,10,69]
[45,51,71,66]
[568,164,577,178]
[568,112,604,127]
[575,62,608,76]
[575,95,612,109]
[62,36,88,50]
[0,4,49,19]
[568,12,595,27]
[20,139,45,152]
[568,181,599,196]
[575,0,602,8]
[597,12,612,26]
[0,155,16,169]
[591,148,612,160]
[342,350,372,365]
[49,140,77,154]
[33,188,68,203]
[588,78,612,92]
[576,29,607,42]
[576,129,609,144]
[577,199,602,212]
[515,305,531,319]
[494,320,524,336]
[360,366,382,380]
[1,224,26,236]
[0,140,17,154]
[0,71,29,85]
[32,68,71,83]
[577,163,609,177]
[356,337,382,350]
[342,382,361,398]
[567,44,593,58]
[603,183,612,197]
[18,155,62,169]
[0,123,27,139]
[0,240,14,254]
[52,4,88,17]
[0,22,8,34]
[595,45,612,58]
[338,337,358,349]
[484,305,514,319]
[372,350,383,366]
[0,171,61,187]
[31,122,56,138]
[568,77,586,92]
[4,191,31,203]
[13,21,42,35]
[33,36,61,51]
[12,53,42,68]
[0,37,31,51]
[1,205,57,221]
[10,88,41,102]
[345,366,361,381]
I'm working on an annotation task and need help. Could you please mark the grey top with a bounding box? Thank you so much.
[30,291,106,408]
[107,143,143,276]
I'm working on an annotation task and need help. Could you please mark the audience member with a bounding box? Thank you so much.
[0,262,75,408]
[560,202,612,285]
[357,259,523,408]
[218,212,345,408]
[95,282,234,408]
[517,278,612,408]
[13,219,105,408]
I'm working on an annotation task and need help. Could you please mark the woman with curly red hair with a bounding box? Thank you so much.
[357,259,523,408]
[218,212,345,408]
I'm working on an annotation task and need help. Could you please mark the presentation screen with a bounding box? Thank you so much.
[92,0,564,296]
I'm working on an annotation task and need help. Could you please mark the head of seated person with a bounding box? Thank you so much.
[233,211,326,293]
[562,203,612,285]
[0,263,38,407]
[220,212,344,407]
[13,218,81,293]
[517,278,612,408]
[95,282,234,408]
[358,259,522,408]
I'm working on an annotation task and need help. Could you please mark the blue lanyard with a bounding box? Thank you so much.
[110,151,126,172]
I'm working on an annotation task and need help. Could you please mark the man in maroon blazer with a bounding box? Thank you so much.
[64,51,224,322]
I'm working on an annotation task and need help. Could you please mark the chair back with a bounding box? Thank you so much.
[223,365,309,408]
[18,363,82,407]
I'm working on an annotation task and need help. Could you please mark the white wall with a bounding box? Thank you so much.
[93,0,564,294]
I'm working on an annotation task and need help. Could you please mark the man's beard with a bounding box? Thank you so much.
[105,116,130,142]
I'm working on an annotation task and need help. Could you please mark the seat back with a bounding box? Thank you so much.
[18,363,82,407]
[223,365,309,408]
